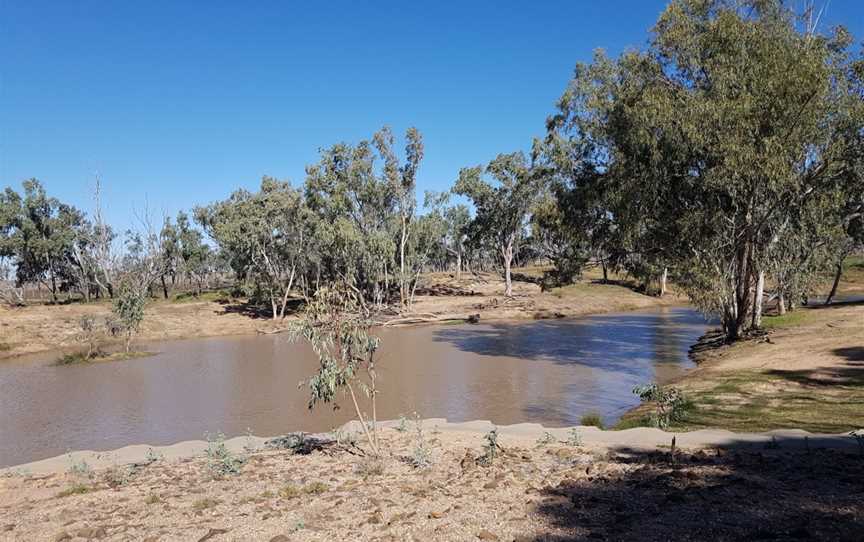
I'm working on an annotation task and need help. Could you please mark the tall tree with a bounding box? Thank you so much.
[197,177,307,319]
[454,152,542,297]
[547,0,863,339]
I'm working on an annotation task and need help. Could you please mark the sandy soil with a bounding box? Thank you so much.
[0,272,681,360]
[1,420,861,542]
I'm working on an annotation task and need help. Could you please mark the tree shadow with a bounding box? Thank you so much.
[764,360,864,387]
[431,309,709,369]
[526,440,864,541]
[803,298,864,310]
[214,298,304,320]
[833,347,864,363]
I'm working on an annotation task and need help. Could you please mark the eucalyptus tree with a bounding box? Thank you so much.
[175,211,211,295]
[547,0,863,339]
[373,127,424,307]
[0,188,23,304]
[303,129,403,309]
[197,177,307,319]
[424,191,471,280]
[0,179,92,301]
[454,152,542,297]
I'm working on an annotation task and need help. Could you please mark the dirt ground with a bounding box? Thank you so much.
[0,271,680,360]
[1,425,862,542]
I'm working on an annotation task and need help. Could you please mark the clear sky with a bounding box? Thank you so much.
[2,1,862,231]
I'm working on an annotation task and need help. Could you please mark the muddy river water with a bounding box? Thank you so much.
[0,307,710,467]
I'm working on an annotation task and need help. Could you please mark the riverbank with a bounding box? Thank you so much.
[2,420,861,541]
[0,270,682,360]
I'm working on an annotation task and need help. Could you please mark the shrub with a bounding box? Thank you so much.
[535,432,556,446]
[408,415,433,469]
[565,428,583,447]
[580,411,604,429]
[479,428,500,466]
[204,432,246,477]
[633,383,689,429]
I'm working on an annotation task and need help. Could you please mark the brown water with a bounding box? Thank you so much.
[0,307,709,467]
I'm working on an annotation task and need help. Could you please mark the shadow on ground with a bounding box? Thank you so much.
[527,437,864,541]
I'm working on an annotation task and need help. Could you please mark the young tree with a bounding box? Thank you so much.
[291,283,382,455]
[454,152,542,297]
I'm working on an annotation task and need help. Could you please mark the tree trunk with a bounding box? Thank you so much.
[752,270,764,329]
[659,267,668,297]
[601,260,608,284]
[455,251,462,281]
[160,275,169,299]
[825,261,843,305]
[778,293,787,315]
[399,215,408,308]
[502,240,514,297]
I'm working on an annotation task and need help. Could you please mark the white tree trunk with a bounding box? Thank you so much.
[752,270,764,329]
[502,240,514,297]
[659,267,668,297]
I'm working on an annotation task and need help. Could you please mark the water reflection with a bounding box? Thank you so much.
[0,307,709,467]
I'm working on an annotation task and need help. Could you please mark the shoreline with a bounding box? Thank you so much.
[0,278,686,362]
[4,418,858,475]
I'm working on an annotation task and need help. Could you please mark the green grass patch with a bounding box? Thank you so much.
[669,370,864,433]
[761,311,811,330]
[579,411,605,429]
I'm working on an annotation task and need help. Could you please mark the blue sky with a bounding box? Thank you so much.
[2,1,862,231]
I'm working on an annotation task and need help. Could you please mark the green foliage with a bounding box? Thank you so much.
[204,432,246,477]
[579,412,604,429]
[196,178,306,319]
[112,281,146,352]
[292,284,382,454]
[546,0,864,340]
[535,431,556,446]
[408,414,433,469]
[479,427,500,466]
[633,384,689,429]
[565,428,583,447]
[454,152,543,296]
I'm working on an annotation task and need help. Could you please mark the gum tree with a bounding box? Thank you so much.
[454,152,541,297]
[547,0,864,339]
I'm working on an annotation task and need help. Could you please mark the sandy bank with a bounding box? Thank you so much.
[2,419,862,542]
[5,418,858,475]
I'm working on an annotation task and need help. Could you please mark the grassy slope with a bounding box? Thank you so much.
[619,260,864,433]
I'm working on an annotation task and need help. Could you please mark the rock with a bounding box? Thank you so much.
[477,530,499,541]
[75,526,107,539]
[482,480,498,489]
[54,532,72,542]
[2,524,14,532]
[197,528,229,542]
[428,510,445,519]
[269,536,290,542]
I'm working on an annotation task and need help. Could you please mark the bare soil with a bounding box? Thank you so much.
[1,426,862,542]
